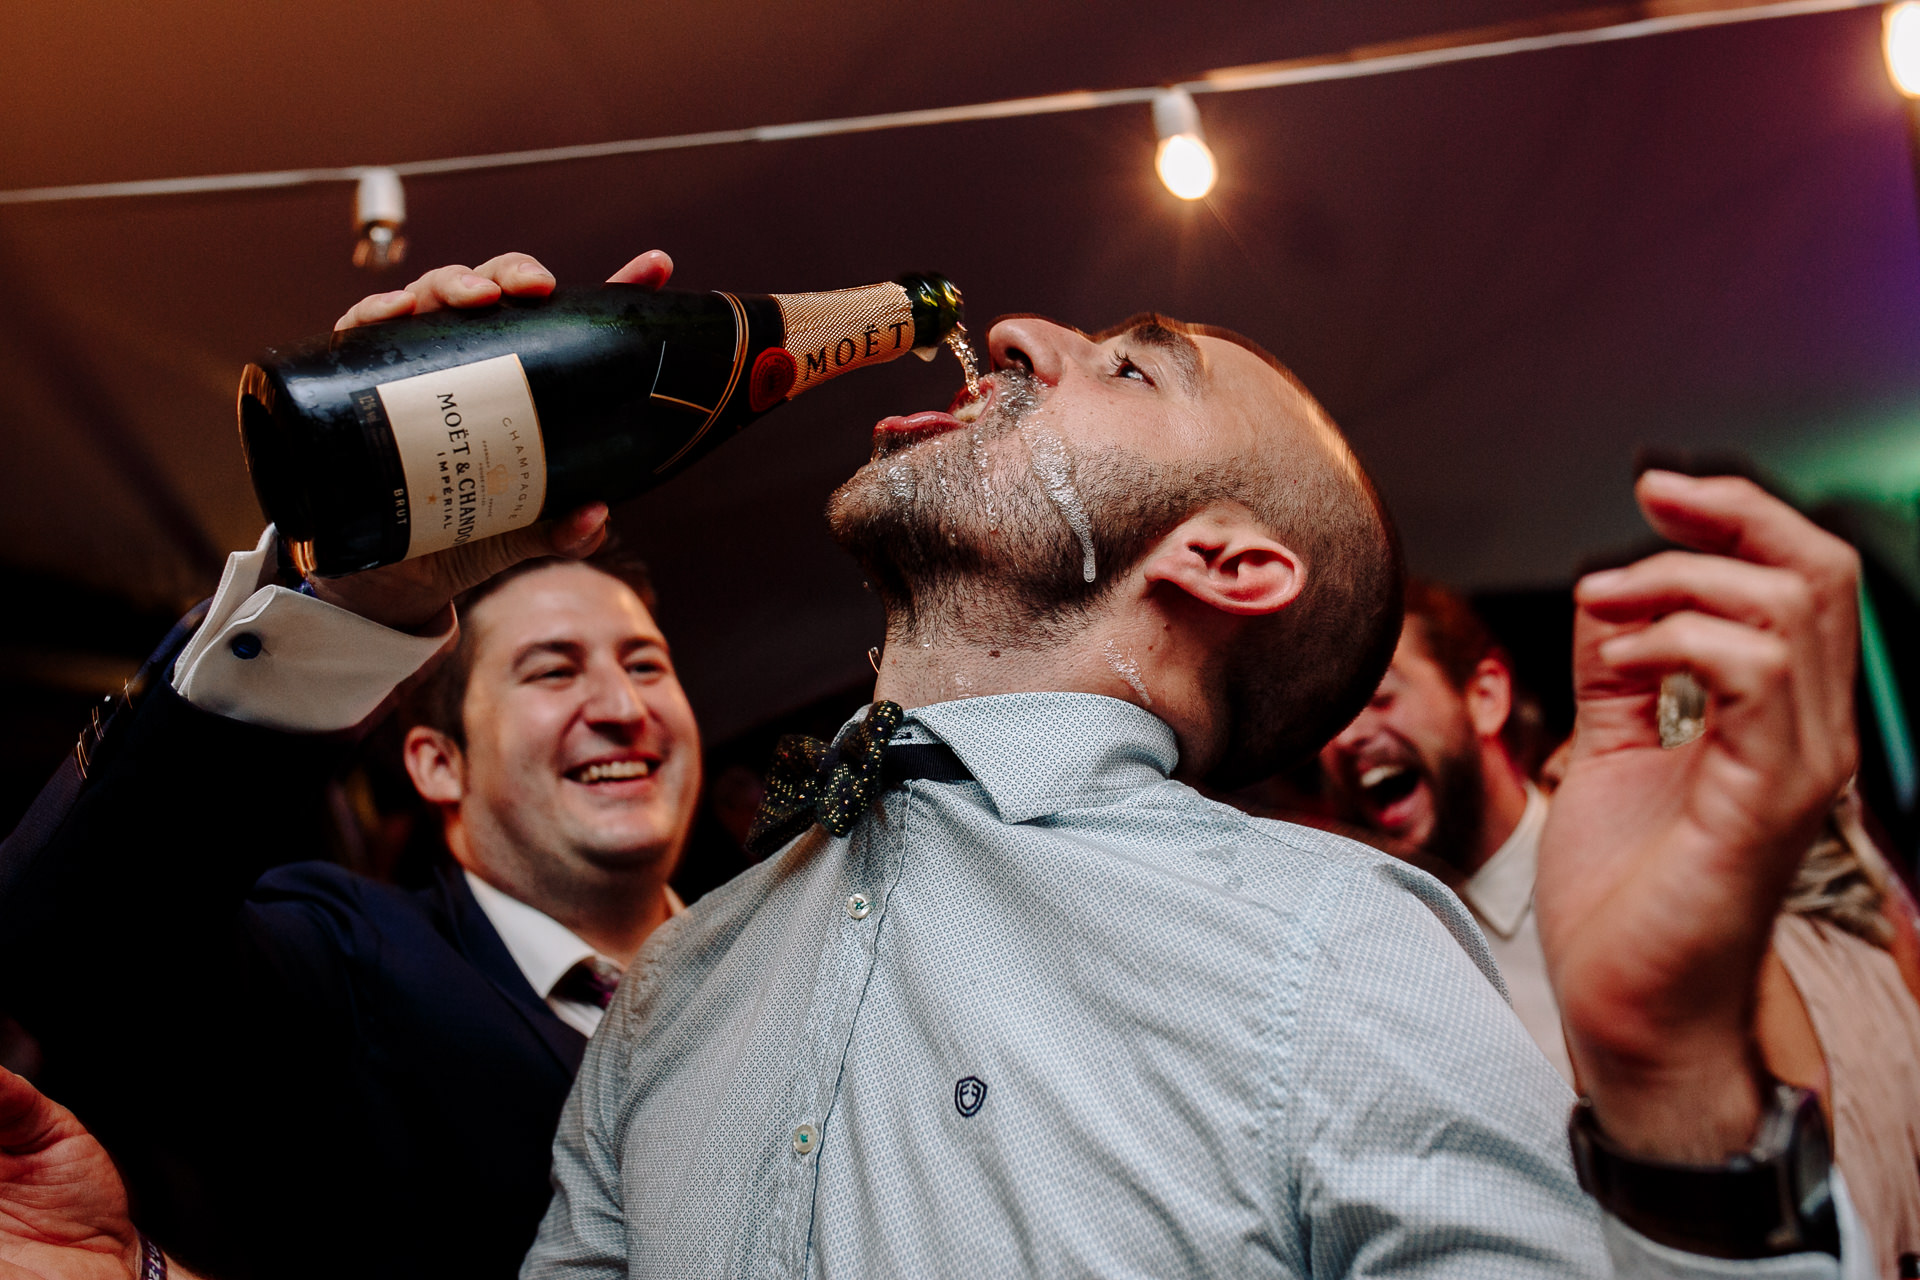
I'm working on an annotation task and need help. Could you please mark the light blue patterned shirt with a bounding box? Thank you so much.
[526,693,1860,1279]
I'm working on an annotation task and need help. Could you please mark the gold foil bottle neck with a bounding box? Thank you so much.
[772,283,919,400]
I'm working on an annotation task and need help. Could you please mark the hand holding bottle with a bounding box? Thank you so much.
[301,250,676,632]
[331,249,674,331]
[241,250,960,621]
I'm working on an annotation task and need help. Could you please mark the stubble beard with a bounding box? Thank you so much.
[826,369,1116,650]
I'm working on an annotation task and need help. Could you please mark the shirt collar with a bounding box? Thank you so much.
[1461,784,1547,939]
[463,871,685,1001]
[888,692,1180,824]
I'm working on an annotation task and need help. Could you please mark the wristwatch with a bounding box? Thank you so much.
[1569,1083,1840,1259]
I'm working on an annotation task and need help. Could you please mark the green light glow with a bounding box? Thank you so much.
[1758,407,1920,507]
[1859,580,1916,811]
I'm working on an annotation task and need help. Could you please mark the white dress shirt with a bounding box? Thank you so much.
[530,696,1868,1279]
[1460,784,1574,1085]
[465,872,684,1038]
[172,526,453,733]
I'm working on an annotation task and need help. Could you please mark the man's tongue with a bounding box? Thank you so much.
[875,409,963,441]
[1376,787,1429,835]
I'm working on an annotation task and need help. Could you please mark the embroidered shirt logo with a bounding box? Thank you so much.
[954,1076,987,1117]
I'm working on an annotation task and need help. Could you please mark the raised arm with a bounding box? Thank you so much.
[0,248,677,1273]
[1539,471,1863,1262]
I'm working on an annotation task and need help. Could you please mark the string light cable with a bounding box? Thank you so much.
[0,0,1885,240]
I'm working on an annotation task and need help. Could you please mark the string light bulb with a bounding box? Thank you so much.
[1888,2,1920,97]
[352,168,408,270]
[1152,87,1217,200]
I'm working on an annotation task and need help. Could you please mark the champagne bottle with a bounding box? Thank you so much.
[238,273,964,576]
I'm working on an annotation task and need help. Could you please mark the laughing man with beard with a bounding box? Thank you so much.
[1319,581,1573,1083]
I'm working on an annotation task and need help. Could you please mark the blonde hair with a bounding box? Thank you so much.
[1783,788,1895,949]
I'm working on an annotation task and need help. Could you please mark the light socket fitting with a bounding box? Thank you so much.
[352,168,408,270]
[1152,87,1204,141]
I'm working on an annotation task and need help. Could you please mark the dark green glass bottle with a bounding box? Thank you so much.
[238,273,963,576]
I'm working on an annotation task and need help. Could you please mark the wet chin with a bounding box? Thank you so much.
[829,445,977,569]
[824,458,914,566]
[827,444,1088,617]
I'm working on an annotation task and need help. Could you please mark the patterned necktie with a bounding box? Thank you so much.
[744,702,971,857]
[553,956,621,1010]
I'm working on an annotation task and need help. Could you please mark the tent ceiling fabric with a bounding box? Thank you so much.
[5,1,1918,742]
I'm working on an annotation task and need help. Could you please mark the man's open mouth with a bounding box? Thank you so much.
[950,379,991,423]
[566,758,659,784]
[1357,762,1420,809]
[871,382,992,454]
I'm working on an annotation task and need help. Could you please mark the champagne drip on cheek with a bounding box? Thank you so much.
[1024,425,1097,584]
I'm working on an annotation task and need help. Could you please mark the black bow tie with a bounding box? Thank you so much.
[744,701,972,857]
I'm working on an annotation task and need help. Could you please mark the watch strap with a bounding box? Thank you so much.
[1569,1084,1839,1259]
[136,1231,168,1280]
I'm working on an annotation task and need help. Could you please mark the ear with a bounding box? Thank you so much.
[403,725,468,807]
[1463,656,1514,742]
[1138,505,1304,618]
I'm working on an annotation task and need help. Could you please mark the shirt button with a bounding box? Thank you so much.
[229,632,263,660]
[792,1123,820,1156]
[847,893,872,920]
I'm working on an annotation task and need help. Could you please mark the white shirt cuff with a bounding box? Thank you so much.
[1602,1170,1872,1280]
[171,527,456,733]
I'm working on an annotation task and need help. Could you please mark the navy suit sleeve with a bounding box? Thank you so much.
[0,676,355,1013]
[0,655,402,1273]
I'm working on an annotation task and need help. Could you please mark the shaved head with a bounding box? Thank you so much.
[1070,316,1404,779]
[1203,331,1403,781]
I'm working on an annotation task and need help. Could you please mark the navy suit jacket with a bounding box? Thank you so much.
[0,636,586,1280]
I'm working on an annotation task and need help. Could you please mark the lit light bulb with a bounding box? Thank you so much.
[1156,134,1218,201]
[1888,2,1920,97]
[1151,87,1217,201]
[352,168,408,270]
